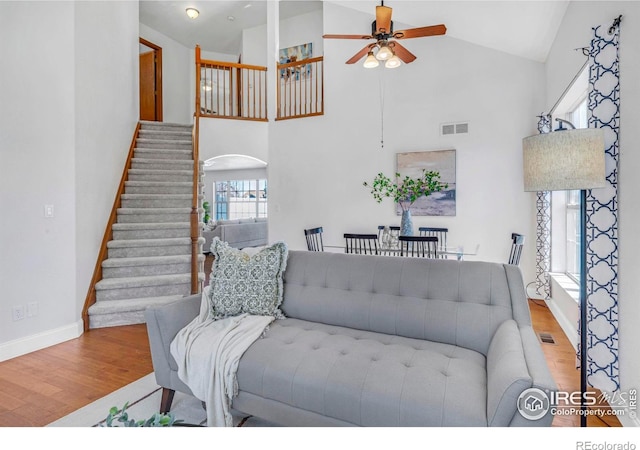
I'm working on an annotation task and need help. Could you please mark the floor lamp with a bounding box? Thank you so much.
[523,122,605,427]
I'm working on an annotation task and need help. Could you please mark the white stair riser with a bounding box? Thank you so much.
[102,262,194,279]
[95,282,191,301]
[108,244,193,258]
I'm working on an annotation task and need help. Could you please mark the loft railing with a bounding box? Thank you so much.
[196,45,267,122]
[276,56,324,120]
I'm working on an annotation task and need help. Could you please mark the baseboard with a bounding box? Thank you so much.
[0,320,84,362]
[545,297,578,352]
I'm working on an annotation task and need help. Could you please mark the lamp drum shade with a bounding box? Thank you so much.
[523,128,606,192]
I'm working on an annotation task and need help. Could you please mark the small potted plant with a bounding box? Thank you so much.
[363,170,448,236]
[102,402,182,427]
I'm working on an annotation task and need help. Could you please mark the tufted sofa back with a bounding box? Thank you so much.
[281,251,531,356]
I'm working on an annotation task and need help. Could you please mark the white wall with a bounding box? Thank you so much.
[0,1,138,361]
[74,1,139,326]
[544,1,640,417]
[0,1,78,354]
[268,3,544,286]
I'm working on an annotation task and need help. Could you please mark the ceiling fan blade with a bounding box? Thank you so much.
[323,34,373,40]
[345,45,374,64]
[393,24,447,39]
[390,42,417,64]
[375,5,393,34]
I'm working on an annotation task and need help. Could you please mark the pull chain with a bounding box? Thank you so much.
[379,71,385,150]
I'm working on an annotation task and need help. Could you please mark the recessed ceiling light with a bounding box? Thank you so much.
[227,15,235,21]
[244,3,252,8]
[185,8,199,19]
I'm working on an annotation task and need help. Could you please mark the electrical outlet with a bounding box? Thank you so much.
[27,302,38,318]
[12,305,25,321]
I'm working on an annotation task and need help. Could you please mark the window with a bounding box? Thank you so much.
[548,64,589,293]
[214,179,267,221]
[563,97,588,284]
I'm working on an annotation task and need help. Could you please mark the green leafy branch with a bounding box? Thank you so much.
[363,170,448,211]
[103,402,182,427]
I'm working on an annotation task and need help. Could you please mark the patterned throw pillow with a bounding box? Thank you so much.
[209,237,288,319]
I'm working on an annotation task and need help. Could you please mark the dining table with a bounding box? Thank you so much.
[324,243,479,260]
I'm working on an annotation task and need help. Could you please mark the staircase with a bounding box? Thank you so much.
[87,120,205,329]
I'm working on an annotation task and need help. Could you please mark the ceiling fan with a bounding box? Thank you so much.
[323,1,446,68]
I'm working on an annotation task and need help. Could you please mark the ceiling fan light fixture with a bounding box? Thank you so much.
[385,54,402,69]
[376,42,393,61]
[185,7,199,19]
[363,51,379,68]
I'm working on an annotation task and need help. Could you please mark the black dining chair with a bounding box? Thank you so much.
[344,233,379,255]
[304,227,324,252]
[418,227,448,258]
[508,233,525,265]
[399,235,438,258]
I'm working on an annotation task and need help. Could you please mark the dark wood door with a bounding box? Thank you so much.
[139,38,163,121]
[139,50,156,121]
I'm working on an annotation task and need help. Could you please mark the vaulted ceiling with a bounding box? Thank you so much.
[139,0,569,62]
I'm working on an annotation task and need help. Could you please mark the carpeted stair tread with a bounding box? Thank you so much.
[117,207,193,214]
[134,148,193,158]
[138,129,191,137]
[140,120,192,129]
[120,193,193,200]
[132,157,193,167]
[128,168,193,176]
[106,237,202,248]
[111,222,191,230]
[95,273,203,290]
[102,254,204,268]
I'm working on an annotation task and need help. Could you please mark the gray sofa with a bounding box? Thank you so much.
[145,250,557,426]
[202,217,267,252]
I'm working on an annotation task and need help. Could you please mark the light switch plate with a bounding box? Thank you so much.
[44,204,54,218]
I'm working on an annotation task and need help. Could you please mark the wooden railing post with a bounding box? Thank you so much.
[191,46,202,295]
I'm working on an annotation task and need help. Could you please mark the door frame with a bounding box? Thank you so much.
[139,37,163,122]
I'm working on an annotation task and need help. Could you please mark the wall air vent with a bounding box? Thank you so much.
[441,122,469,136]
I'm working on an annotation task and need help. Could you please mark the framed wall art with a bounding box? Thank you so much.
[279,42,313,80]
[396,149,456,216]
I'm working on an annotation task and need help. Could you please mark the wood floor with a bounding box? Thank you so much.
[0,291,621,427]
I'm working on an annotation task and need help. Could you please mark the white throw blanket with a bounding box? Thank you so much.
[170,286,274,426]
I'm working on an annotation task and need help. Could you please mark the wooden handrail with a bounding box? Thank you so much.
[277,56,324,69]
[200,59,267,72]
[81,122,141,332]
